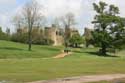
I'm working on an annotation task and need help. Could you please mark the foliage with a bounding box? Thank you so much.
[11,32,28,43]
[92,1,125,55]
[11,28,54,45]
[32,37,54,45]
[69,34,83,48]
[0,27,11,41]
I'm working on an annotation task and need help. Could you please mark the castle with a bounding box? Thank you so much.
[16,24,80,46]
[44,24,64,46]
[44,24,79,46]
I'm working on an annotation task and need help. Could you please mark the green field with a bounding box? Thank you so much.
[0,40,125,83]
[0,40,62,59]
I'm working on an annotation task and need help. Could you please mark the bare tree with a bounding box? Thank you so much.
[52,17,61,28]
[60,12,76,47]
[84,28,93,48]
[6,28,10,36]
[13,15,23,29]
[22,0,43,51]
[61,12,76,29]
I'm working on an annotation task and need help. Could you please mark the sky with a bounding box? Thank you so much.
[0,0,125,34]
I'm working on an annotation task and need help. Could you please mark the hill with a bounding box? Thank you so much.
[0,40,62,59]
[0,40,125,82]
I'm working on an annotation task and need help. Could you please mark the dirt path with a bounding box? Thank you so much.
[53,52,72,58]
[27,74,125,83]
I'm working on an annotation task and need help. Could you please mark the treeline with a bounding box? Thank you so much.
[0,25,85,47]
[0,27,54,45]
[0,27,11,41]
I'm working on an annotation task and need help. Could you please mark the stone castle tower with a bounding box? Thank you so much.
[44,24,64,46]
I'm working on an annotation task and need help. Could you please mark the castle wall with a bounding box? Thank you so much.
[44,26,64,46]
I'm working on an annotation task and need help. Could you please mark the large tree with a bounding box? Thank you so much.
[22,0,43,51]
[61,12,76,47]
[69,34,83,48]
[92,1,125,55]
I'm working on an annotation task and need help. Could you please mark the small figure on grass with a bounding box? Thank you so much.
[64,47,71,54]
[64,42,71,54]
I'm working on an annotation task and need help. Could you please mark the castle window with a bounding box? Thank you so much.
[56,31,58,35]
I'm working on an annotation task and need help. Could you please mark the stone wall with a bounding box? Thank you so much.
[44,25,64,46]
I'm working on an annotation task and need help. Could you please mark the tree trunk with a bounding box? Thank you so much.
[101,43,107,55]
[75,43,78,48]
[86,43,89,48]
[85,40,89,48]
[28,23,32,51]
[28,29,32,51]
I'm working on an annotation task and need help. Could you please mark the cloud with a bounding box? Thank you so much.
[0,14,9,31]
[37,0,92,34]
[37,0,83,18]
[0,0,17,31]
[0,0,16,5]
[0,0,125,34]
[0,0,16,10]
[0,13,14,32]
[0,14,7,26]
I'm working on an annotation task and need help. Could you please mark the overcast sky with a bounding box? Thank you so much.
[0,0,125,34]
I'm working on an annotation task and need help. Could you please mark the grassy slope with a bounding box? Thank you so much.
[0,40,62,58]
[0,40,125,82]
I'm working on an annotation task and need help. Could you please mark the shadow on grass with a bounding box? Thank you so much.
[0,47,24,51]
[73,50,119,58]
[85,52,119,58]
[0,46,60,52]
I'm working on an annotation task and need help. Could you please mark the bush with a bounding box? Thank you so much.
[0,27,11,41]
[11,33,28,43]
[11,32,54,45]
[69,34,83,48]
[32,37,54,45]
[11,28,54,45]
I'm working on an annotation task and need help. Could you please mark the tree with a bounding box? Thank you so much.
[6,28,10,36]
[0,27,10,40]
[13,15,23,29]
[61,12,76,28]
[22,0,43,51]
[61,12,76,47]
[52,17,61,28]
[5,28,11,40]
[11,28,28,43]
[84,28,93,48]
[69,34,83,48]
[92,1,125,55]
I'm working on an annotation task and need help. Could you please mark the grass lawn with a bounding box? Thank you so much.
[0,40,125,82]
[0,40,62,58]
